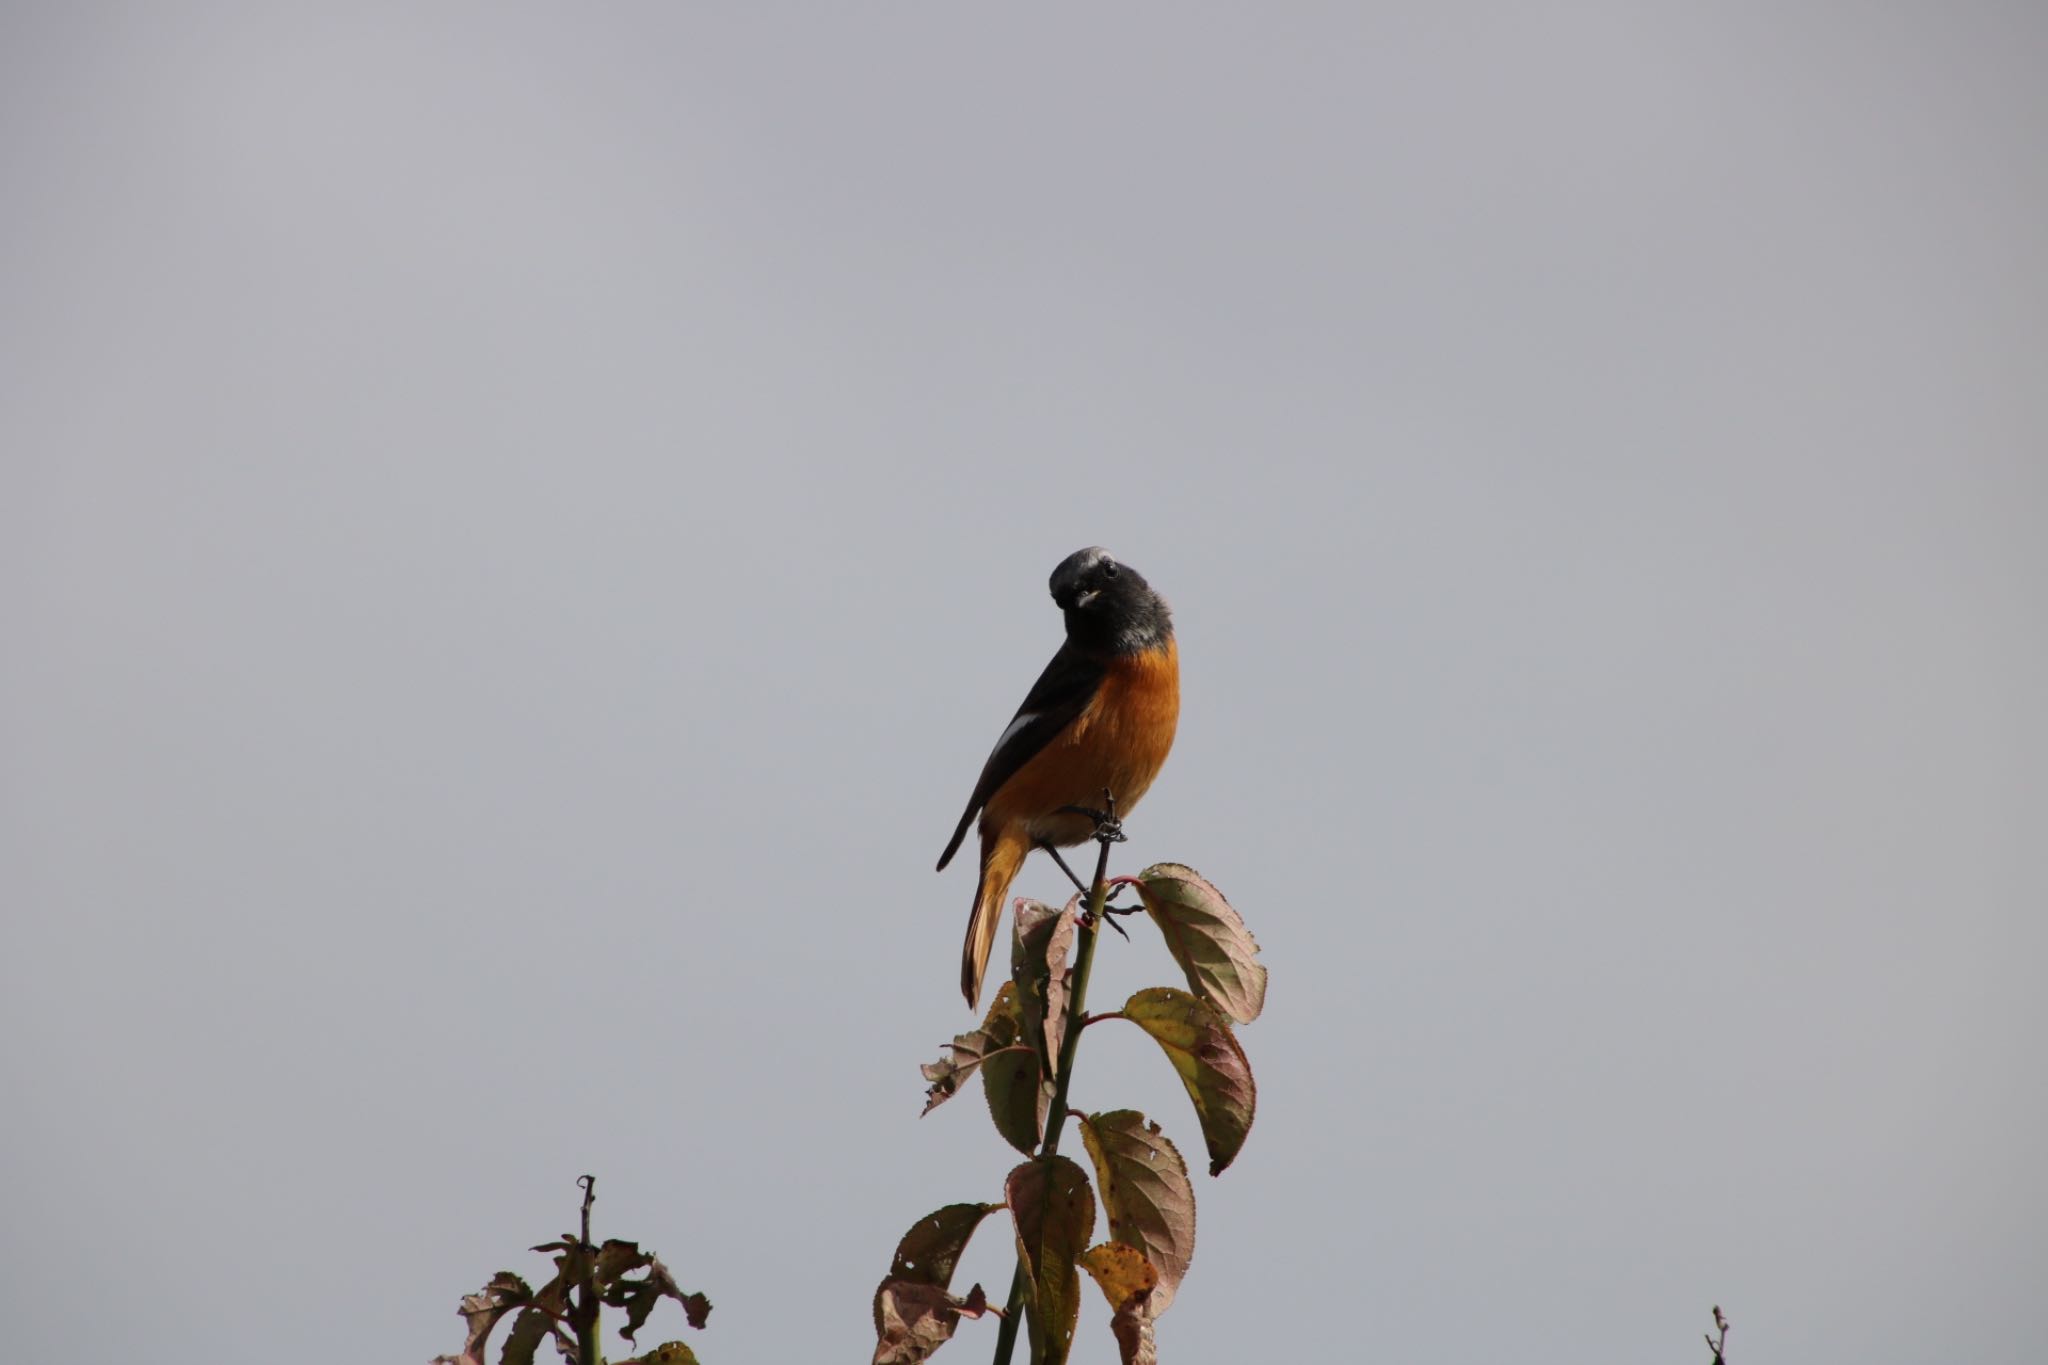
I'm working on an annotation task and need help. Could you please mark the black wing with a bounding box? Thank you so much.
[936,643,1105,871]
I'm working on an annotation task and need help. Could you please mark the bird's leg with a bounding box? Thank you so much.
[1035,840,1091,896]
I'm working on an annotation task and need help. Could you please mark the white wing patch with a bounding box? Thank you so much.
[993,712,1038,754]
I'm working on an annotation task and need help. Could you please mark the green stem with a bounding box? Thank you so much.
[991,824,1118,1365]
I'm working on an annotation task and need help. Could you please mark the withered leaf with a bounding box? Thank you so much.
[921,983,1045,1151]
[601,1256,710,1342]
[872,1280,988,1365]
[1005,1155,1096,1365]
[594,1238,652,1286]
[1076,1110,1196,1312]
[1120,988,1257,1175]
[446,1271,533,1365]
[1132,863,1266,1024]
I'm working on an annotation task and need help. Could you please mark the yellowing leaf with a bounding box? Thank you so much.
[1120,988,1257,1176]
[1080,1243,1158,1365]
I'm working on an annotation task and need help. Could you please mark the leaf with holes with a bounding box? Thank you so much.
[1006,1155,1097,1365]
[1131,863,1266,1024]
[884,1203,1003,1294]
[1120,988,1257,1175]
[1076,1110,1196,1312]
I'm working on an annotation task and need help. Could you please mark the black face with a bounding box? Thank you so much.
[1048,547,1171,655]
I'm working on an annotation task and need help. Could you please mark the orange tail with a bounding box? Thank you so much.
[962,826,1029,1008]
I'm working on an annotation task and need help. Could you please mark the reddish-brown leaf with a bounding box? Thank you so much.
[1132,863,1266,1024]
[1076,1110,1196,1312]
[885,1203,1003,1292]
[1010,898,1076,1080]
[871,1280,991,1365]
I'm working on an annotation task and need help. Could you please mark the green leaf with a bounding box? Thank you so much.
[920,983,1044,1151]
[1131,863,1266,1024]
[1120,988,1257,1175]
[498,1308,551,1365]
[1009,898,1076,1080]
[1080,1243,1159,1365]
[870,1280,991,1364]
[1076,1110,1197,1313]
[979,984,1047,1154]
[1006,1155,1096,1365]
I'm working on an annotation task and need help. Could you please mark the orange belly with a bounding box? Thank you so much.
[983,638,1181,848]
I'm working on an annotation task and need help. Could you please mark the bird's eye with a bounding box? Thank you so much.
[1102,561,1120,578]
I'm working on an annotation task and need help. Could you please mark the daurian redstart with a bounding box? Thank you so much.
[937,547,1180,1008]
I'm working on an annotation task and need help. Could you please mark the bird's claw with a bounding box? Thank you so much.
[1055,803,1126,845]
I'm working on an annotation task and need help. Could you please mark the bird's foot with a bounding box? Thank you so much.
[1056,792,1125,846]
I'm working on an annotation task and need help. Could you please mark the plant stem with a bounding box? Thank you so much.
[576,1175,602,1365]
[991,823,1118,1365]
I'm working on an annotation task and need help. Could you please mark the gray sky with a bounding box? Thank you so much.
[4,5,2044,1363]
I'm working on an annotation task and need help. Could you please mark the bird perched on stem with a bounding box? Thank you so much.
[938,548,1180,1008]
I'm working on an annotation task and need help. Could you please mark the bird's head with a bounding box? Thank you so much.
[1049,547,1172,655]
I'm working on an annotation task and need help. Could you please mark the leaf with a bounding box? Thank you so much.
[498,1309,551,1365]
[599,1256,711,1342]
[1010,898,1076,1079]
[620,1344,702,1365]
[920,983,1044,1152]
[1006,1155,1096,1365]
[1131,863,1266,1024]
[979,985,1047,1154]
[871,1280,991,1365]
[1076,1110,1197,1313]
[1120,988,1257,1175]
[448,1272,534,1365]
[1080,1243,1159,1365]
[529,1239,589,1320]
[595,1238,653,1287]
[885,1202,1003,1292]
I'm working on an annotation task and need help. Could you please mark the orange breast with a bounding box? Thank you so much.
[985,638,1181,848]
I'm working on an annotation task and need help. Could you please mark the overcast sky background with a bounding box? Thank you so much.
[4,6,2044,1363]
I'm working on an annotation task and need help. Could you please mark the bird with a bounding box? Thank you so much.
[938,547,1180,1008]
